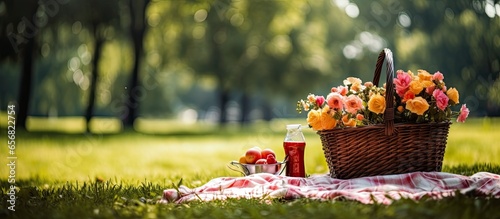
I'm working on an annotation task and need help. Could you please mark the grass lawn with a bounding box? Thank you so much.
[0,117,499,218]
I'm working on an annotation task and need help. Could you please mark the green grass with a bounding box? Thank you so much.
[0,117,499,218]
[443,117,500,166]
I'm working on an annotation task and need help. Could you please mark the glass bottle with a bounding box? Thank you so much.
[283,124,306,177]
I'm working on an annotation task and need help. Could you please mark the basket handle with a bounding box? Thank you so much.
[372,48,395,136]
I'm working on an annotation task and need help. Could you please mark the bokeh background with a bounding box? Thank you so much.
[1,0,499,132]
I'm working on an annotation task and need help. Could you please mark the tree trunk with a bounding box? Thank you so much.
[218,87,229,125]
[262,100,273,121]
[17,37,35,130]
[207,9,229,126]
[123,0,150,127]
[239,92,250,125]
[85,25,104,133]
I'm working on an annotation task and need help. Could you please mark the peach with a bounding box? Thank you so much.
[238,155,247,164]
[245,148,262,164]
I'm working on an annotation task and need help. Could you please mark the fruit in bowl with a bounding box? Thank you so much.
[229,147,285,175]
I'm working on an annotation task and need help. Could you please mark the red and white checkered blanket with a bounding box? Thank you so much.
[160,172,500,205]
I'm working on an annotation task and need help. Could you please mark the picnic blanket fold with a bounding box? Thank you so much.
[159,172,500,205]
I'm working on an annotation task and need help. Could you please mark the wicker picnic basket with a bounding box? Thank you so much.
[317,49,451,179]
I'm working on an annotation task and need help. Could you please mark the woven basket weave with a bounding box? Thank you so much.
[318,49,451,179]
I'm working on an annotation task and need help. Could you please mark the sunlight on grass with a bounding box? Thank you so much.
[134,118,216,134]
[26,116,87,133]
[0,113,122,133]
[89,117,123,133]
[444,117,500,166]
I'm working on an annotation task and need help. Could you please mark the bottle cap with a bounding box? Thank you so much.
[286,124,301,129]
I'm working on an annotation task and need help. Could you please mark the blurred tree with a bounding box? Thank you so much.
[0,0,39,130]
[1,0,128,131]
[85,0,122,132]
[143,0,369,124]
[181,0,337,124]
[54,0,124,132]
[123,0,151,127]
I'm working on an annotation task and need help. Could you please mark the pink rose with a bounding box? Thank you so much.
[457,104,469,123]
[394,71,412,97]
[344,94,364,114]
[337,86,348,96]
[327,92,344,110]
[315,96,325,107]
[426,85,436,95]
[432,71,444,81]
[433,89,449,111]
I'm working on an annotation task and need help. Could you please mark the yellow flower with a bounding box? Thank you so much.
[446,87,459,105]
[320,106,337,130]
[408,80,424,95]
[406,97,429,115]
[307,109,321,130]
[417,70,434,87]
[307,106,337,131]
[367,93,386,114]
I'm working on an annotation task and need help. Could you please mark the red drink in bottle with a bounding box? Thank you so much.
[283,141,306,177]
[283,124,306,177]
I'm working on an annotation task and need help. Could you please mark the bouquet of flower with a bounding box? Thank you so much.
[297,70,470,131]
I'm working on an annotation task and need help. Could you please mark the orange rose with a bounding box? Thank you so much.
[307,107,338,131]
[446,87,459,105]
[351,83,362,92]
[408,80,424,95]
[342,114,356,127]
[406,97,429,115]
[320,106,337,130]
[367,93,386,114]
[402,90,415,103]
[417,70,434,87]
